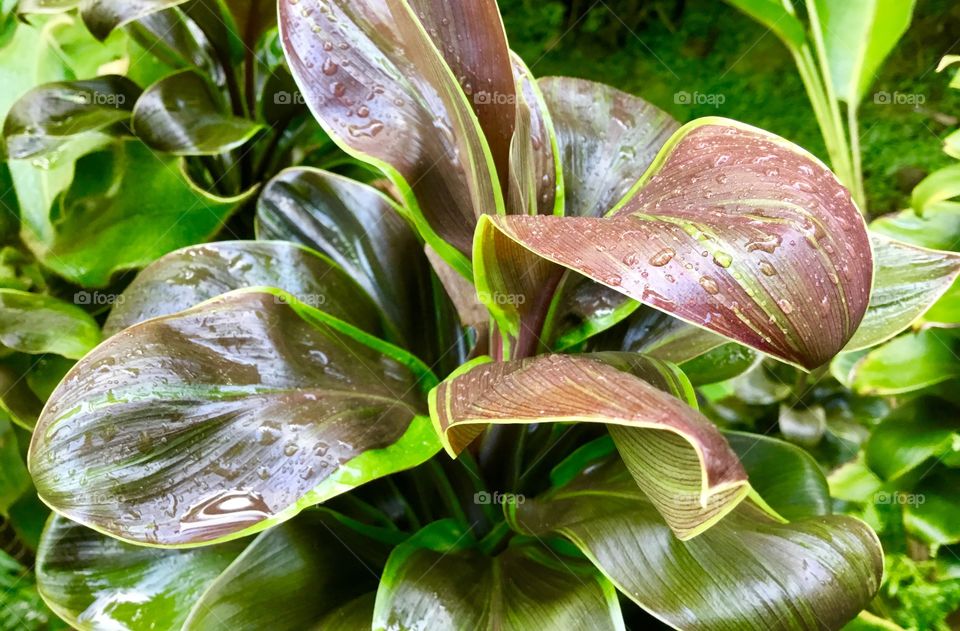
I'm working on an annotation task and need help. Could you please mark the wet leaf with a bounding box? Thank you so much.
[0,289,100,358]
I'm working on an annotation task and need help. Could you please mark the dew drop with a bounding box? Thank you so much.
[699,276,720,295]
[759,261,777,276]
[712,251,733,268]
[778,299,794,314]
[649,248,675,267]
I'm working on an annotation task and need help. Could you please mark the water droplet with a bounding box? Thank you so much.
[778,299,794,314]
[649,248,675,267]
[712,251,733,268]
[347,120,384,138]
[284,442,299,457]
[759,261,777,276]
[321,59,338,75]
[699,276,720,295]
[179,490,272,536]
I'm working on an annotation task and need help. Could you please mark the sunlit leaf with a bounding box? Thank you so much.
[478,118,872,369]
[30,289,440,545]
[430,353,749,539]
[913,164,960,216]
[508,456,883,630]
[848,329,960,395]
[870,202,960,251]
[723,0,806,48]
[103,240,381,337]
[372,520,623,630]
[2,76,141,159]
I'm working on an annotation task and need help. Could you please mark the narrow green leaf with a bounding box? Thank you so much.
[103,240,381,337]
[479,118,873,370]
[3,76,141,159]
[0,413,30,514]
[913,164,960,216]
[723,0,806,48]
[508,456,883,630]
[373,521,624,630]
[29,289,440,546]
[132,70,262,155]
[430,353,749,540]
[0,289,100,358]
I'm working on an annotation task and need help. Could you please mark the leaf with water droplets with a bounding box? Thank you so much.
[430,353,752,539]
[103,240,381,338]
[29,288,440,546]
[279,0,506,275]
[506,451,882,630]
[477,118,873,369]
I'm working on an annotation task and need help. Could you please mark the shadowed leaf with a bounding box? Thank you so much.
[81,0,191,40]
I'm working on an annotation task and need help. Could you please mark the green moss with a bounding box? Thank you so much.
[501,0,960,215]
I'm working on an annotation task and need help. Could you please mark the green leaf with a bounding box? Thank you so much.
[36,515,246,630]
[256,167,428,348]
[0,413,30,514]
[902,470,960,545]
[430,353,750,540]
[870,203,960,251]
[373,520,624,630]
[539,76,679,219]
[848,329,960,395]
[723,0,806,48]
[80,0,192,40]
[813,0,916,105]
[3,75,141,159]
[132,69,262,155]
[594,305,728,364]
[19,139,253,287]
[29,288,440,546]
[0,289,100,358]
[913,164,960,216]
[679,342,757,386]
[279,0,504,273]
[478,118,873,370]
[508,456,883,630]
[103,240,381,337]
[865,399,960,481]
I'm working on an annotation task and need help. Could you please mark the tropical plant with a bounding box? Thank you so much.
[1,0,958,629]
[725,0,918,212]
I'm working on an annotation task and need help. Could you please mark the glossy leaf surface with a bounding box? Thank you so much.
[81,0,191,40]
[430,353,748,539]
[30,289,439,546]
[479,119,872,369]
[509,457,883,630]
[0,289,100,359]
[103,240,380,337]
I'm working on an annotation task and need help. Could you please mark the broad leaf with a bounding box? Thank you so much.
[18,139,252,287]
[430,353,749,539]
[103,240,381,337]
[539,76,679,218]
[865,399,960,481]
[902,469,960,546]
[3,76,141,159]
[870,203,960,251]
[279,0,503,273]
[256,167,427,347]
[844,235,960,351]
[0,289,100,359]
[29,288,440,545]
[913,165,960,216]
[509,456,883,630]
[813,0,916,105]
[847,329,960,395]
[81,0,192,41]
[477,118,872,370]
[132,70,262,155]
[679,343,757,386]
[373,520,623,630]
[723,0,806,48]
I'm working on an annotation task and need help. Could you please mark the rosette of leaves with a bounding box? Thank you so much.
[19,0,960,629]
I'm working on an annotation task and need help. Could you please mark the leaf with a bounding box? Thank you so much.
[678,342,757,385]
[844,235,960,351]
[813,0,917,104]
[478,118,873,370]
[778,404,827,448]
[0,289,100,358]
[508,456,883,630]
[871,203,960,250]
[864,399,960,481]
[723,0,806,48]
[3,75,141,159]
[430,353,749,540]
[80,0,192,41]
[539,76,679,218]
[372,520,624,630]
[595,305,728,364]
[36,515,246,630]
[902,470,960,545]
[913,164,960,216]
[849,330,960,395]
[279,0,503,272]
[19,139,253,287]
[29,288,440,545]
[103,240,381,337]
[256,167,428,347]
[132,69,262,155]
[0,413,30,514]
